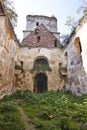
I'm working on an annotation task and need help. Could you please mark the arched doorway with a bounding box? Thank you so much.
[34,73,48,93]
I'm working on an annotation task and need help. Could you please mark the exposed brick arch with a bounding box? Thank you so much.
[74,37,82,55]
[74,37,82,64]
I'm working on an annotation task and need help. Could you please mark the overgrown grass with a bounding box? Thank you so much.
[1,90,87,130]
[0,100,25,130]
[11,91,87,130]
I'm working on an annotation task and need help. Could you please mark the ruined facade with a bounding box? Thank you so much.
[63,15,87,95]
[15,15,66,92]
[0,0,87,98]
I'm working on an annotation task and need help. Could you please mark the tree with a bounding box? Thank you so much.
[65,0,87,31]
[65,16,77,31]
[61,16,76,45]
[60,34,70,45]
[61,0,87,46]
[76,0,87,15]
[61,16,77,45]
[4,0,18,28]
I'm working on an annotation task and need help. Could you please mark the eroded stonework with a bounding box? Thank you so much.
[1,0,87,98]
[15,47,65,92]
[15,15,66,92]
[0,0,19,98]
[63,15,87,95]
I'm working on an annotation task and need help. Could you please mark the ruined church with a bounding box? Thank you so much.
[0,0,87,98]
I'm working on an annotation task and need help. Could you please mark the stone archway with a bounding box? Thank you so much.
[34,73,48,93]
[74,37,82,55]
[74,37,82,64]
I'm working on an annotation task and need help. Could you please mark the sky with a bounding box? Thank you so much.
[13,0,83,41]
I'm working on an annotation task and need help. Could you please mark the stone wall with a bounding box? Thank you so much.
[0,16,19,98]
[64,15,87,95]
[15,47,65,92]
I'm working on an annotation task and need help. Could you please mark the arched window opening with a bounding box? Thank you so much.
[59,63,62,67]
[35,28,39,35]
[74,37,82,54]
[59,62,67,75]
[20,61,23,68]
[64,52,68,57]
[64,52,68,66]
[32,57,51,71]
[54,40,57,47]
[37,35,41,42]
[36,22,39,26]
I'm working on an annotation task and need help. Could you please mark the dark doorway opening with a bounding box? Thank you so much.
[34,73,48,93]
